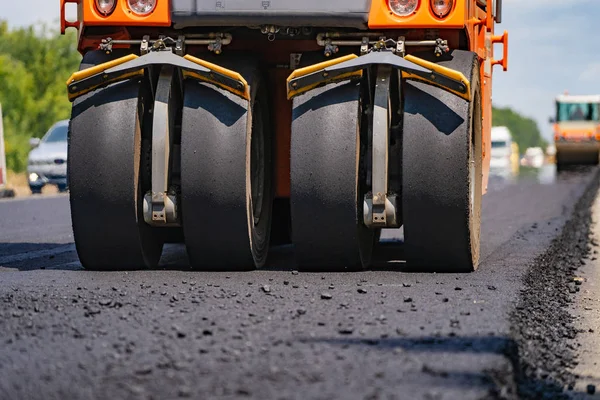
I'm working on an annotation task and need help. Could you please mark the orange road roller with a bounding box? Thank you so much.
[61,0,508,272]
[552,94,600,167]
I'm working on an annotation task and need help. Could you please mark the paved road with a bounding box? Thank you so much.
[0,165,599,400]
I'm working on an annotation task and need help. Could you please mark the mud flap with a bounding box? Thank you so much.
[66,50,250,102]
[286,51,471,102]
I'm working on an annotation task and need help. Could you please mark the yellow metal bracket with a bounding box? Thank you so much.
[286,54,363,100]
[403,55,471,101]
[182,55,249,101]
[286,51,471,102]
[66,54,143,101]
[66,51,250,102]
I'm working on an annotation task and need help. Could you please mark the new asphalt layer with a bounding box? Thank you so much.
[0,165,599,400]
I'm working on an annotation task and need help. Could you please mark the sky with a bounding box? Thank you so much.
[1,0,599,142]
[493,0,599,141]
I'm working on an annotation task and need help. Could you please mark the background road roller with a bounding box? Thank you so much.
[60,0,508,272]
[552,94,600,167]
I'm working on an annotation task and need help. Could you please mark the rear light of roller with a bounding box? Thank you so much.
[127,0,157,15]
[388,0,419,17]
[430,0,453,18]
[95,0,116,16]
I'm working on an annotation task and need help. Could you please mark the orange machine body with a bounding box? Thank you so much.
[61,0,507,197]
[554,123,600,143]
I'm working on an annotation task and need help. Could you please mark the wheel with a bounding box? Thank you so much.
[57,184,68,193]
[556,150,570,169]
[402,50,482,272]
[555,150,568,169]
[290,66,374,271]
[180,56,273,270]
[555,151,574,172]
[556,148,599,167]
[30,186,42,195]
[68,50,164,270]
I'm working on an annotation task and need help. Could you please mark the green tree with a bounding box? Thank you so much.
[492,106,547,153]
[0,20,81,172]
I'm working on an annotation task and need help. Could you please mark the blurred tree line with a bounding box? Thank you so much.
[492,106,547,153]
[0,20,81,172]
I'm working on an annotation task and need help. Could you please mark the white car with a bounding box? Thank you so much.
[27,120,69,194]
[521,147,545,168]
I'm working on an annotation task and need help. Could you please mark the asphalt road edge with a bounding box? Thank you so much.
[509,167,600,399]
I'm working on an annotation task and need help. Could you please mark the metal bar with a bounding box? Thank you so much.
[496,0,502,23]
[108,39,222,45]
[152,67,173,197]
[143,65,181,227]
[330,40,440,46]
[319,32,388,38]
[319,38,440,47]
[371,65,392,226]
[405,40,440,46]
[105,35,232,46]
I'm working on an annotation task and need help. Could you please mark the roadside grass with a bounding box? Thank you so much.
[6,170,58,197]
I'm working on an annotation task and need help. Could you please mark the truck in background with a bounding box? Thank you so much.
[490,126,517,178]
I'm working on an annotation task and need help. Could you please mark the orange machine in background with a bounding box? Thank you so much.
[552,94,600,166]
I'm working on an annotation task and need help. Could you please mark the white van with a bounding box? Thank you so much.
[490,126,514,174]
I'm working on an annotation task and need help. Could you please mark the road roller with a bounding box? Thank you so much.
[60,0,508,272]
[552,94,600,167]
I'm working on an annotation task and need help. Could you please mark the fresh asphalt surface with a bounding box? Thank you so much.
[0,165,599,400]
